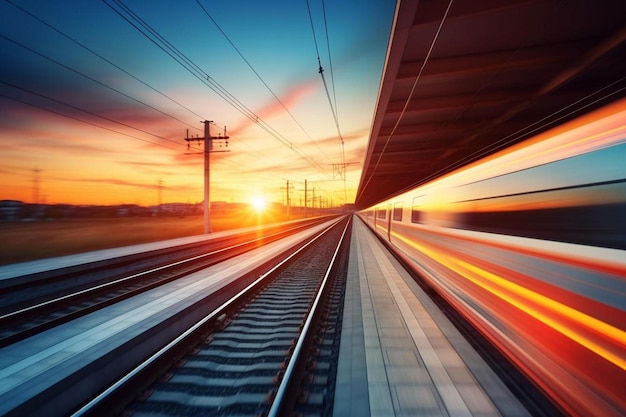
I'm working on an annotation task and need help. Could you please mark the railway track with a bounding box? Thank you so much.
[0,215,577,417]
[0,218,329,315]
[72,216,351,417]
[0,218,331,347]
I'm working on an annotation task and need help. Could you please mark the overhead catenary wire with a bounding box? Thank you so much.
[0,80,186,150]
[305,0,343,146]
[320,0,347,202]
[3,0,206,130]
[102,0,247,114]
[1,0,346,204]
[104,0,334,180]
[103,0,269,127]
[0,93,181,153]
[104,0,340,189]
[0,33,203,140]
[194,0,333,165]
[206,121,334,202]
[306,0,347,201]
[321,0,338,125]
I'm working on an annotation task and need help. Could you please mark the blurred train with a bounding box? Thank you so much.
[358,98,626,417]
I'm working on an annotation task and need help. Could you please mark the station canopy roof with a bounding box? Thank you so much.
[355,0,626,209]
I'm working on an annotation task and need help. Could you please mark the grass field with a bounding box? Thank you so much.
[0,211,298,266]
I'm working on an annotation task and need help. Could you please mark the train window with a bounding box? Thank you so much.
[393,203,402,221]
[376,209,386,219]
[411,197,422,223]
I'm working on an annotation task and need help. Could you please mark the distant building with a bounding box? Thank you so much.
[0,200,23,221]
[158,202,198,216]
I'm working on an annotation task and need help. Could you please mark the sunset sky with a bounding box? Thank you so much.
[0,0,395,207]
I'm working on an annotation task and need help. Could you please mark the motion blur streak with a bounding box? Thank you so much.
[360,99,626,416]
[455,99,626,187]
[391,230,626,372]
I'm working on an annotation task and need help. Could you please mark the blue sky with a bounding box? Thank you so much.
[0,0,396,206]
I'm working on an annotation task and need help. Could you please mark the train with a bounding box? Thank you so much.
[358,98,626,417]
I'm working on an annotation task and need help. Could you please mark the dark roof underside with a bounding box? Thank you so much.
[355,0,626,209]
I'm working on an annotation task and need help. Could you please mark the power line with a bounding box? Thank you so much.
[0,80,186,150]
[104,0,334,179]
[3,0,206,129]
[306,0,347,201]
[0,93,182,152]
[188,119,323,187]
[321,0,339,124]
[207,125,337,192]
[102,0,258,122]
[0,33,201,136]
[305,0,342,143]
[108,0,279,130]
[320,0,347,201]
[195,0,333,164]
[305,0,322,60]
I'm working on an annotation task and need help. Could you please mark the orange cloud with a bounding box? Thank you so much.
[228,79,319,136]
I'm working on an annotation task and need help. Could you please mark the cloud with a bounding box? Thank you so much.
[64,176,198,193]
[228,78,319,136]
[113,160,175,177]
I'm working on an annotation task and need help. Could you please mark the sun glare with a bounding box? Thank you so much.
[251,195,267,212]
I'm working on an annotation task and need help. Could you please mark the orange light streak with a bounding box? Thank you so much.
[451,98,626,181]
[392,230,626,371]
[396,98,626,207]
[415,224,626,278]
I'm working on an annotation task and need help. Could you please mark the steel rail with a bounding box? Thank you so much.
[0,222,316,324]
[70,216,346,417]
[267,217,350,416]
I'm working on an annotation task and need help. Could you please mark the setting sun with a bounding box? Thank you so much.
[250,195,267,212]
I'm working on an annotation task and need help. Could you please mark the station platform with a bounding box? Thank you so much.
[334,217,530,417]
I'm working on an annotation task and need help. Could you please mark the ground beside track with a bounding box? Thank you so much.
[0,211,310,265]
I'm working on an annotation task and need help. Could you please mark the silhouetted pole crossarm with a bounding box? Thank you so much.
[184,120,230,234]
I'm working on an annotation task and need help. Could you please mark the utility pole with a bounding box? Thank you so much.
[157,178,163,214]
[32,167,41,205]
[282,180,291,219]
[185,121,229,233]
[304,179,308,218]
[280,180,291,218]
